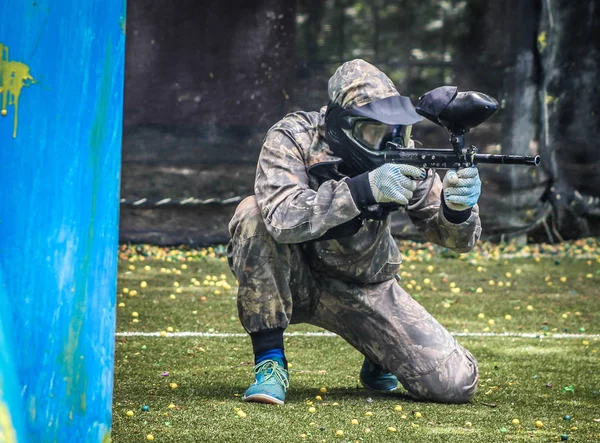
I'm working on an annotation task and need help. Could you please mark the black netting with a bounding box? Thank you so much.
[120,0,600,245]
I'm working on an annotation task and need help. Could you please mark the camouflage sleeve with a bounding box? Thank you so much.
[254,129,361,244]
[406,170,482,252]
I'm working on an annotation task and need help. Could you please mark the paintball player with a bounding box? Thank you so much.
[227,59,482,405]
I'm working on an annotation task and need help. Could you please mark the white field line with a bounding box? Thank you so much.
[497,253,597,260]
[116,331,600,340]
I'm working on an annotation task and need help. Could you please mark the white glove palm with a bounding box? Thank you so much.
[368,164,426,206]
[442,167,481,211]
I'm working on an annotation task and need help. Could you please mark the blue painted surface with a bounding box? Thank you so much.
[0,0,126,441]
[0,270,28,442]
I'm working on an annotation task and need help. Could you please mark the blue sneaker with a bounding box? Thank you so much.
[359,358,398,391]
[243,358,289,405]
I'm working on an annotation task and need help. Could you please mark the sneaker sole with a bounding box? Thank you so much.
[242,393,285,405]
[360,380,398,392]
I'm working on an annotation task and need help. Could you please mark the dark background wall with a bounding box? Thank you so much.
[121,0,296,244]
[120,0,600,246]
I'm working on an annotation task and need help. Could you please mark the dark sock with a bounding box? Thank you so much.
[250,328,284,355]
[250,328,286,368]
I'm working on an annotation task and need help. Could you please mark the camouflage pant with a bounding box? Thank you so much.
[227,196,478,403]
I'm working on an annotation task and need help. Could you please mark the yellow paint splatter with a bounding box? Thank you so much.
[537,31,547,52]
[0,43,35,138]
[0,401,17,443]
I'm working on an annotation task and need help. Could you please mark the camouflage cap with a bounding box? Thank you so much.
[328,59,400,109]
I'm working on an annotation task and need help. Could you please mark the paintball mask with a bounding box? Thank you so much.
[325,95,423,176]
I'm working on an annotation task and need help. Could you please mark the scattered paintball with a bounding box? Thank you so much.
[113,238,600,442]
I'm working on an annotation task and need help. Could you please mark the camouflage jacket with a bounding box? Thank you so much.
[253,108,482,285]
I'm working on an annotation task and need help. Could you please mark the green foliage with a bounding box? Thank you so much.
[294,0,483,98]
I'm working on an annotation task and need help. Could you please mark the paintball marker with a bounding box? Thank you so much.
[384,86,541,169]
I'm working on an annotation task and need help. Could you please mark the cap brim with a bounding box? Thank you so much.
[344,95,423,125]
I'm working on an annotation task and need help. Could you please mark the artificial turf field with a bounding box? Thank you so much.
[112,239,600,443]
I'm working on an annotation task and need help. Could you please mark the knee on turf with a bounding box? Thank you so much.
[405,347,479,404]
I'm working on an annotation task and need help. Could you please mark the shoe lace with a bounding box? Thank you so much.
[254,359,290,390]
